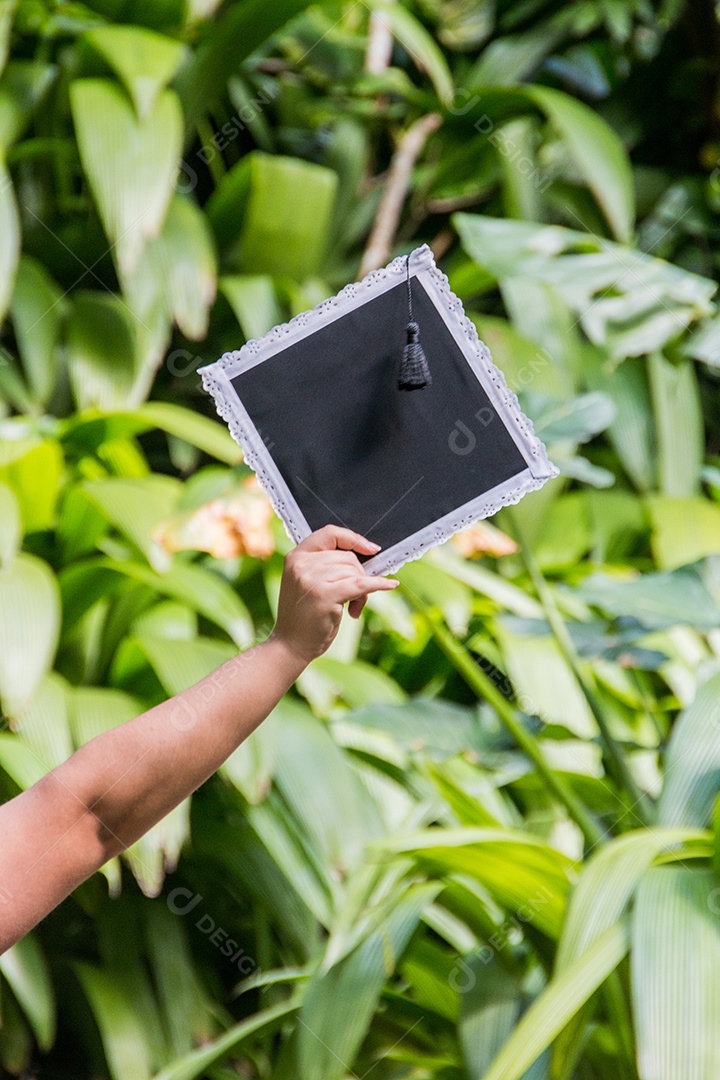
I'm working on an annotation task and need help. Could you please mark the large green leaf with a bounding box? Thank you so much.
[237,153,338,281]
[15,673,73,770]
[0,0,16,77]
[137,402,240,463]
[272,699,386,873]
[497,116,542,221]
[99,558,254,647]
[69,686,142,747]
[94,900,169,1069]
[583,348,655,492]
[425,756,510,826]
[467,23,566,87]
[646,496,720,569]
[298,884,437,1080]
[74,963,153,1080]
[495,620,596,737]
[459,955,522,1080]
[558,829,706,970]
[483,921,630,1080]
[0,158,19,324]
[84,475,183,570]
[204,154,252,246]
[428,547,543,617]
[0,60,55,152]
[552,827,708,1074]
[153,999,300,1080]
[578,565,720,631]
[0,437,63,533]
[531,491,593,567]
[133,631,236,695]
[345,697,488,758]
[496,278,580,393]
[378,829,572,938]
[0,346,32,413]
[531,391,615,444]
[122,194,217,352]
[126,799,191,897]
[83,25,186,120]
[453,215,716,359]
[397,560,473,632]
[0,480,20,567]
[304,656,406,710]
[220,275,283,341]
[0,432,45,475]
[632,867,720,1080]
[472,315,573,397]
[0,988,33,1075]
[221,706,277,804]
[246,795,335,926]
[143,903,215,1058]
[0,731,47,787]
[657,672,720,829]
[0,553,60,716]
[56,482,109,561]
[9,256,63,406]
[585,487,649,562]
[66,292,138,410]
[648,352,703,497]
[71,79,182,273]
[526,85,634,242]
[683,312,720,368]
[0,932,55,1050]
[64,403,241,465]
[398,936,460,1021]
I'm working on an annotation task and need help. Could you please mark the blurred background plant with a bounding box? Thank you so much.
[1,0,720,1076]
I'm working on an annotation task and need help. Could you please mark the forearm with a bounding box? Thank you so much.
[0,525,395,954]
[0,636,305,953]
[54,635,306,858]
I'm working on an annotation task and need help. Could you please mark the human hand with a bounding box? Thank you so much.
[270,526,399,664]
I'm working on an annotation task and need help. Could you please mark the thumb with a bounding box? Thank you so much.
[348,595,367,619]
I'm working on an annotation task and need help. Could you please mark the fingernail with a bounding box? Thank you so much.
[366,541,381,551]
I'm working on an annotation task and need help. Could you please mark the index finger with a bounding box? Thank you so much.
[295,524,380,555]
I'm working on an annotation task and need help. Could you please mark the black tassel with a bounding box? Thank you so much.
[398,256,431,391]
[399,321,431,390]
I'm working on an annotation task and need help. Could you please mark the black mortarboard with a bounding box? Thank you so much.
[200,245,557,575]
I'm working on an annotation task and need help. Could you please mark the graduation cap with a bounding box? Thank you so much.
[200,245,557,575]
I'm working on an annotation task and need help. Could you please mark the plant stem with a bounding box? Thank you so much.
[196,118,227,186]
[508,510,654,826]
[603,969,640,1080]
[358,111,443,278]
[404,592,604,848]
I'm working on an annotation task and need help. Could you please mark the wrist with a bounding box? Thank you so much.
[264,630,312,677]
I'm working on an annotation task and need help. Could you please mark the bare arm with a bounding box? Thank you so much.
[0,526,398,953]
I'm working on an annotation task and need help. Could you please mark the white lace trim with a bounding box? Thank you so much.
[200,245,558,575]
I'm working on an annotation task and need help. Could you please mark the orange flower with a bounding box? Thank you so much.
[154,477,275,559]
[451,521,518,559]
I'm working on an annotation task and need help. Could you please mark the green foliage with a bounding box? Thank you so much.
[1,0,720,1077]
